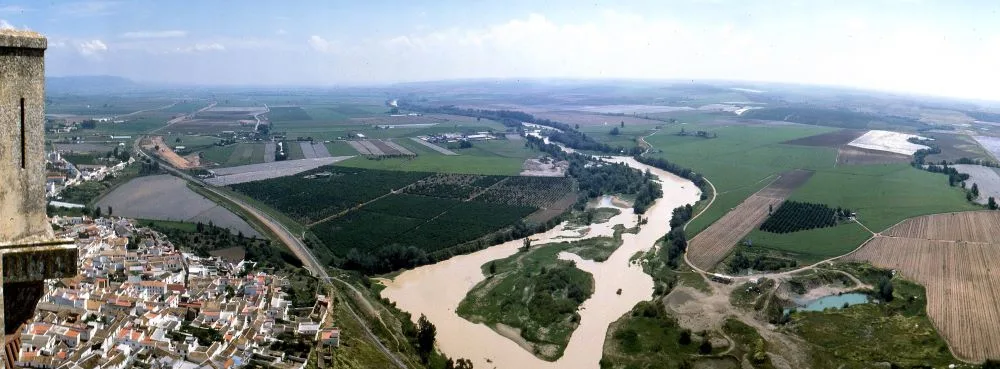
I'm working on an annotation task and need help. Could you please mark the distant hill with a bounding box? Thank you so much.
[46,75,141,94]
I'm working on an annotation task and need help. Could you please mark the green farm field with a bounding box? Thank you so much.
[648,123,977,263]
[324,140,361,156]
[164,134,219,148]
[577,122,660,148]
[337,139,538,175]
[742,222,871,264]
[232,167,574,272]
[199,143,266,167]
[310,194,536,256]
[285,140,306,160]
[46,96,170,116]
[163,101,210,113]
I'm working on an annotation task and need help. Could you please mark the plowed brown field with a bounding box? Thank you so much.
[687,169,814,271]
[848,211,1000,362]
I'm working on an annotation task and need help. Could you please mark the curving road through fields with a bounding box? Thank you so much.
[133,137,409,369]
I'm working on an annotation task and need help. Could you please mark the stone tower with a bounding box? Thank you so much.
[0,30,78,368]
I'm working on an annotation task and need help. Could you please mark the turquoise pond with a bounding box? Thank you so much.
[789,293,871,313]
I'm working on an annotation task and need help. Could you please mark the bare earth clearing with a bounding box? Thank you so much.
[848,211,1000,362]
[663,284,812,368]
[96,174,260,237]
[847,130,930,155]
[785,128,912,166]
[146,136,196,169]
[521,158,568,177]
[687,169,814,271]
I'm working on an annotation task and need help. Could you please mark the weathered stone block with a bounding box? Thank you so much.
[0,29,78,369]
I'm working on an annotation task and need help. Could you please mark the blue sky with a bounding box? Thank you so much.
[2,1,1000,100]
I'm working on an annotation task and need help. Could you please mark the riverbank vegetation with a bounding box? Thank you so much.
[457,241,596,361]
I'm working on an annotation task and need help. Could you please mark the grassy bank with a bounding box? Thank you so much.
[456,241,597,361]
[791,277,956,367]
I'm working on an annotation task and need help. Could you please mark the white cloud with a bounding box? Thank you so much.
[121,30,187,39]
[168,42,225,53]
[308,35,334,52]
[77,39,108,56]
[276,29,288,35]
[0,19,13,30]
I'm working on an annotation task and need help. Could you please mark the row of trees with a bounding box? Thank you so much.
[924,162,970,187]
[633,155,710,200]
[759,201,852,234]
[138,158,161,175]
[911,154,1000,209]
[910,137,942,166]
[669,204,694,229]
[662,205,693,268]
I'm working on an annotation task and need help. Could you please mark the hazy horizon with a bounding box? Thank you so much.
[4,0,1000,101]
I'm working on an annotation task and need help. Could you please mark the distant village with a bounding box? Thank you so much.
[45,150,133,208]
[16,216,340,368]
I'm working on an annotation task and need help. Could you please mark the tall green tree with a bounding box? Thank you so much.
[699,336,712,354]
[417,314,437,363]
[877,277,894,302]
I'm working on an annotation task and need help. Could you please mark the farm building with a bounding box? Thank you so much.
[317,328,340,347]
[297,323,320,336]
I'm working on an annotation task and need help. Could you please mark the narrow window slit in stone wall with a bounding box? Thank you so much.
[20,97,26,168]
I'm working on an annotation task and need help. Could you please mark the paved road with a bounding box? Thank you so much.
[133,138,409,369]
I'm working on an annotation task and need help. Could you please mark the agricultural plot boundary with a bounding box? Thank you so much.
[687,169,814,271]
[302,174,576,271]
[299,142,332,159]
[205,156,352,186]
[848,211,1000,362]
[410,137,458,155]
[783,129,912,166]
[347,139,418,156]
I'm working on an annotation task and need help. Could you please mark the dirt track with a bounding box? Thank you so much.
[686,170,814,271]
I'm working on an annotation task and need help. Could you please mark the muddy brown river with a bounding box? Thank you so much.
[380,156,700,368]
